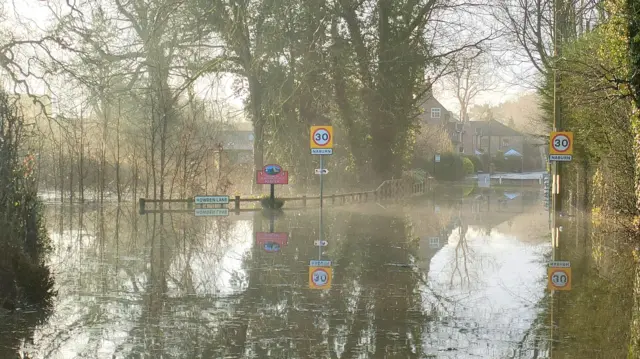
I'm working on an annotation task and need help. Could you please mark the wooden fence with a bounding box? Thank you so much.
[139,177,431,215]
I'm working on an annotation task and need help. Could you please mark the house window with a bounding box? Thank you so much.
[459,146,464,153]
[431,108,441,118]
[501,138,510,149]
[429,237,440,248]
[480,137,489,149]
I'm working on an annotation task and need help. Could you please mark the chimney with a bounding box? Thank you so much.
[426,76,433,100]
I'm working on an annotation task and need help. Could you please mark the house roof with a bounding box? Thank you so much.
[504,149,523,157]
[418,96,455,124]
[469,119,522,136]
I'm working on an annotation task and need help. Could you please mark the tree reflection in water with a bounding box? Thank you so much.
[204,210,431,358]
[3,205,439,358]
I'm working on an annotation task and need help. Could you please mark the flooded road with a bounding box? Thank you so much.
[2,188,635,358]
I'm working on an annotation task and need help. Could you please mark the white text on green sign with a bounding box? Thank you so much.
[195,208,229,217]
[311,148,333,155]
[195,195,229,204]
[549,155,572,162]
[310,260,331,266]
[548,261,570,268]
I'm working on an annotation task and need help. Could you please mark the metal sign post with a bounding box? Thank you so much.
[319,154,324,259]
[269,212,275,233]
[310,125,333,261]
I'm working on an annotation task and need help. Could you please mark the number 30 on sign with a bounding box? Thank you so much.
[550,132,572,153]
[309,266,332,289]
[548,261,571,291]
[310,125,333,155]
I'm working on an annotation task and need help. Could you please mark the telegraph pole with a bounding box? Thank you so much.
[550,1,562,357]
[553,0,563,216]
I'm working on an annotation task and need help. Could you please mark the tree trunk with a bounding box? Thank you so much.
[329,19,369,178]
[68,141,74,203]
[100,102,108,204]
[133,146,139,201]
[58,139,63,203]
[159,95,169,201]
[248,74,264,193]
[79,119,84,203]
[116,99,122,203]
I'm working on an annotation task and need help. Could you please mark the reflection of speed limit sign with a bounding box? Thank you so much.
[309,266,332,289]
[310,126,334,154]
[549,132,573,155]
[313,269,328,285]
[547,263,571,291]
[551,270,568,286]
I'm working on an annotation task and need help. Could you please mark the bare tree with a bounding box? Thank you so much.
[447,52,498,122]
[493,0,602,85]
[416,124,454,154]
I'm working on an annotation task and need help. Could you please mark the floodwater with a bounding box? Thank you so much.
[1,187,636,358]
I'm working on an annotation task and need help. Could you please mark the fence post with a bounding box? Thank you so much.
[303,195,307,207]
[235,196,240,212]
[138,198,146,215]
[332,194,335,204]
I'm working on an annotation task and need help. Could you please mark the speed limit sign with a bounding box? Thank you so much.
[310,126,333,155]
[309,266,332,289]
[549,131,573,155]
[547,261,571,291]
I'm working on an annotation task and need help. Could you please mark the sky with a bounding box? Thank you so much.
[5,0,532,117]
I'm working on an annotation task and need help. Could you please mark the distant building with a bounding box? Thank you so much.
[419,95,545,172]
[464,119,524,157]
[218,121,254,164]
[417,222,455,273]
[418,96,465,153]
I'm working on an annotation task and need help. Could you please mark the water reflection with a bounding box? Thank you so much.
[0,188,589,358]
[543,214,635,358]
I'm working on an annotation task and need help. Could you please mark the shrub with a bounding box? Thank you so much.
[462,157,475,175]
[260,195,285,209]
[428,152,467,181]
[465,155,484,172]
[0,90,55,310]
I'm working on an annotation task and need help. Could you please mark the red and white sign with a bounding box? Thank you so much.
[312,128,331,146]
[256,232,289,252]
[256,170,288,184]
[256,164,288,185]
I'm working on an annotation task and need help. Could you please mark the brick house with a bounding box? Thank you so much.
[419,97,536,170]
[418,96,466,152]
[463,119,524,157]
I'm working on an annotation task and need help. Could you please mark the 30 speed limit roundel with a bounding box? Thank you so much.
[547,264,571,291]
[312,268,329,286]
[552,134,570,152]
[313,128,330,146]
[310,125,334,150]
[550,270,568,287]
[549,131,573,155]
[308,265,332,289]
